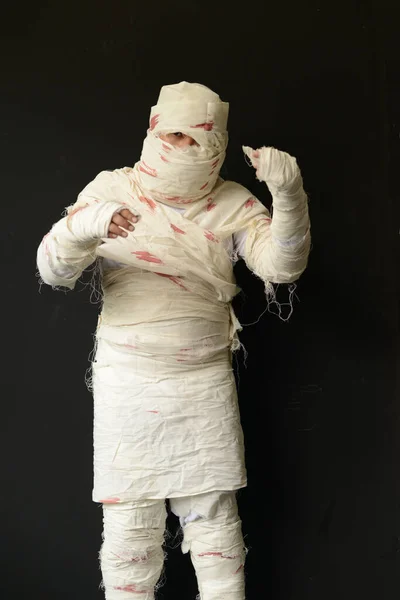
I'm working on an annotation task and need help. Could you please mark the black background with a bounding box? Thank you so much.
[1,1,399,598]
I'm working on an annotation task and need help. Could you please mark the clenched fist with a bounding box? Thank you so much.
[243,145,302,193]
[108,209,139,238]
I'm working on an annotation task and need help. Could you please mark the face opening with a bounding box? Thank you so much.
[158,132,199,148]
[154,128,225,162]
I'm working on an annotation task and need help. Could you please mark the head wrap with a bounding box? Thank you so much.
[131,81,229,206]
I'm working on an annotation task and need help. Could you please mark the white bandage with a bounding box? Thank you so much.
[171,491,246,600]
[243,145,303,194]
[132,81,229,206]
[100,500,167,600]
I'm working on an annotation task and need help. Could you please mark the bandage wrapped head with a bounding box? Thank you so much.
[133,81,229,206]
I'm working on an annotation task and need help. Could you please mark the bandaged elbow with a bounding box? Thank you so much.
[245,231,310,284]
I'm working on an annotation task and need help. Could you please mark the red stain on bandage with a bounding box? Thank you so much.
[113,585,147,594]
[206,198,216,212]
[245,197,256,208]
[198,552,236,558]
[176,348,193,361]
[211,159,219,168]
[190,121,214,131]
[170,224,186,234]
[200,182,209,190]
[234,564,244,574]
[139,196,157,211]
[150,114,160,131]
[160,155,170,163]
[146,410,159,414]
[101,497,121,504]
[162,143,172,152]
[155,272,188,291]
[204,230,219,243]
[139,161,158,177]
[132,251,163,264]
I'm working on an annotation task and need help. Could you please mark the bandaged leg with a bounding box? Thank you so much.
[100,499,167,599]
[170,491,246,600]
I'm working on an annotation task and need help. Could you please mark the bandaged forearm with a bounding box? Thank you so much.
[241,145,311,283]
[270,182,310,245]
[37,201,124,288]
[244,184,310,284]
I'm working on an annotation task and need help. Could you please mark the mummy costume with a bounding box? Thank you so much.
[37,82,310,599]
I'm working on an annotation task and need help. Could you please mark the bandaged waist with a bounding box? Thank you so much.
[96,269,240,361]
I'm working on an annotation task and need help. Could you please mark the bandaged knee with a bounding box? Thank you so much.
[173,492,246,600]
[185,515,245,599]
[100,501,166,600]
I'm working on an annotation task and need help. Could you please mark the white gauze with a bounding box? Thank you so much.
[243,145,303,195]
[131,82,229,206]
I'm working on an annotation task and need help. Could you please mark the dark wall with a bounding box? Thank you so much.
[2,1,398,599]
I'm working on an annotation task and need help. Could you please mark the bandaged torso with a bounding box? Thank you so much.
[75,164,269,501]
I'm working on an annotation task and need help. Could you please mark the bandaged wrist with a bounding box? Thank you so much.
[52,201,126,244]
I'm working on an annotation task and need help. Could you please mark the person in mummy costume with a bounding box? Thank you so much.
[37,81,311,600]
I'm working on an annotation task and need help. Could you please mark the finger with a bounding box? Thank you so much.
[122,211,139,227]
[109,222,128,237]
[124,209,139,222]
[112,213,135,231]
[120,209,139,223]
[242,145,254,160]
[112,212,130,226]
[242,145,261,170]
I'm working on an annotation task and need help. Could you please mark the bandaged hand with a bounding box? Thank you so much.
[108,209,138,239]
[243,145,303,194]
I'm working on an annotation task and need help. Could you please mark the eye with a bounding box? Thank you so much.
[173,132,184,138]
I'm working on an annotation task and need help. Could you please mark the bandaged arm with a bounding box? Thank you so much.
[37,175,125,289]
[243,183,310,284]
